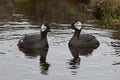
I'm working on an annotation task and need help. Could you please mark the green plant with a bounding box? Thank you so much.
[94,0,120,26]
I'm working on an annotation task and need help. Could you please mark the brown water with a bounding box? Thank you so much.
[0,14,120,80]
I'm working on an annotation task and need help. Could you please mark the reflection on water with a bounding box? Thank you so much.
[111,41,120,55]
[68,46,96,75]
[68,58,81,75]
[111,40,120,65]
[18,47,50,75]
[69,47,95,58]
[111,29,120,40]
[40,60,50,75]
[0,52,6,54]
[112,62,120,65]
[0,13,120,79]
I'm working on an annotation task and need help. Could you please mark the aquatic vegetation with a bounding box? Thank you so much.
[13,0,92,23]
[94,0,120,26]
[12,0,120,26]
[0,0,14,19]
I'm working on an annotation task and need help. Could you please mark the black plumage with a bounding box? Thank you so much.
[18,23,51,49]
[69,20,99,49]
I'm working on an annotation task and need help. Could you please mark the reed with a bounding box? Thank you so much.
[94,0,120,26]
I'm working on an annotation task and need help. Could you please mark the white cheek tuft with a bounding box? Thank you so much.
[20,39,23,43]
[74,21,82,30]
[75,25,82,30]
[41,24,47,32]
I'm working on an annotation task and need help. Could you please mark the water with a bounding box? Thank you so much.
[0,14,120,80]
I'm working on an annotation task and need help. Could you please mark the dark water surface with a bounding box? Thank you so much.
[0,14,120,80]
